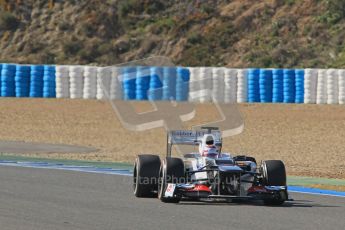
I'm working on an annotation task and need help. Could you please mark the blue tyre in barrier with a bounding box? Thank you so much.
[176,67,190,102]
[0,64,1,93]
[272,69,284,103]
[43,65,56,98]
[295,69,304,103]
[30,65,44,98]
[283,69,295,103]
[247,68,260,103]
[135,66,150,100]
[15,65,30,97]
[259,69,272,103]
[162,67,176,101]
[148,66,163,101]
[1,64,16,97]
[122,66,136,100]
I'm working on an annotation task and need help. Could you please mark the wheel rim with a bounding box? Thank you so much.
[261,161,268,185]
[158,160,166,199]
[133,159,139,194]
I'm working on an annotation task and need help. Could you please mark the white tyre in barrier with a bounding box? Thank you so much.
[188,67,200,102]
[56,65,69,73]
[326,69,338,104]
[304,68,317,104]
[237,69,248,103]
[55,65,70,98]
[338,69,345,104]
[316,69,327,104]
[83,66,97,99]
[224,68,237,103]
[97,67,112,100]
[69,65,83,73]
[211,67,224,103]
[199,67,212,103]
[110,67,122,100]
[69,66,84,99]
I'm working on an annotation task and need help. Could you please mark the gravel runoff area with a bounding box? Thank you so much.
[0,98,344,179]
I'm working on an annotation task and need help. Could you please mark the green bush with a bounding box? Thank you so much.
[317,0,345,24]
[81,22,95,37]
[118,0,141,17]
[78,49,99,63]
[118,0,165,16]
[187,33,202,45]
[58,21,70,31]
[285,0,296,6]
[62,40,82,55]
[39,50,56,64]
[0,12,19,31]
[97,43,113,55]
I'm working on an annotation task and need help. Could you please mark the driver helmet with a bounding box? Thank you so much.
[205,135,214,145]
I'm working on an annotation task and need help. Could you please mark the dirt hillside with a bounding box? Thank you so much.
[1,0,345,67]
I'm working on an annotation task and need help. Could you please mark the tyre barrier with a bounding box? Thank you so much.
[339,70,345,105]
[122,66,136,100]
[83,66,97,99]
[188,67,199,102]
[30,65,45,98]
[304,69,317,104]
[326,69,338,105]
[69,66,84,99]
[148,66,163,101]
[295,69,304,103]
[1,63,345,105]
[259,69,273,103]
[15,65,30,97]
[317,69,327,104]
[237,69,247,103]
[247,68,260,103]
[283,69,295,103]
[1,64,16,97]
[43,65,56,98]
[0,64,2,93]
[212,67,224,103]
[272,69,283,103]
[224,68,237,103]
[56,65,69,98]
[176,67,190,102]
[97,67,111,100]
[136,66,150,101]
[162,67,176,101]
[110,67,122,100]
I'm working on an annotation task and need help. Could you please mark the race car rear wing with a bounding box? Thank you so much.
[166,127,222,156]
[167,129,222,145]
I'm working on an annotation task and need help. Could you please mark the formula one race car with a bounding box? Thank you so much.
[133,127,288,205]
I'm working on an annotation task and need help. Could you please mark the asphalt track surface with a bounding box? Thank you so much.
[0,140,97,154]
[0,166,344,230]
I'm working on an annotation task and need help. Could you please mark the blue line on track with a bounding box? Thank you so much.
[0,160,132,176]
[1,160,344,197]
[288,186,345,197]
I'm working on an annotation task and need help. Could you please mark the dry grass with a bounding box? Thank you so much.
[0,98,344,179]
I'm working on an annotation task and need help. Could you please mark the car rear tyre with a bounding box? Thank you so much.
[133,154,161,198]
[261,160,287,205]
[158,157,184,203]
